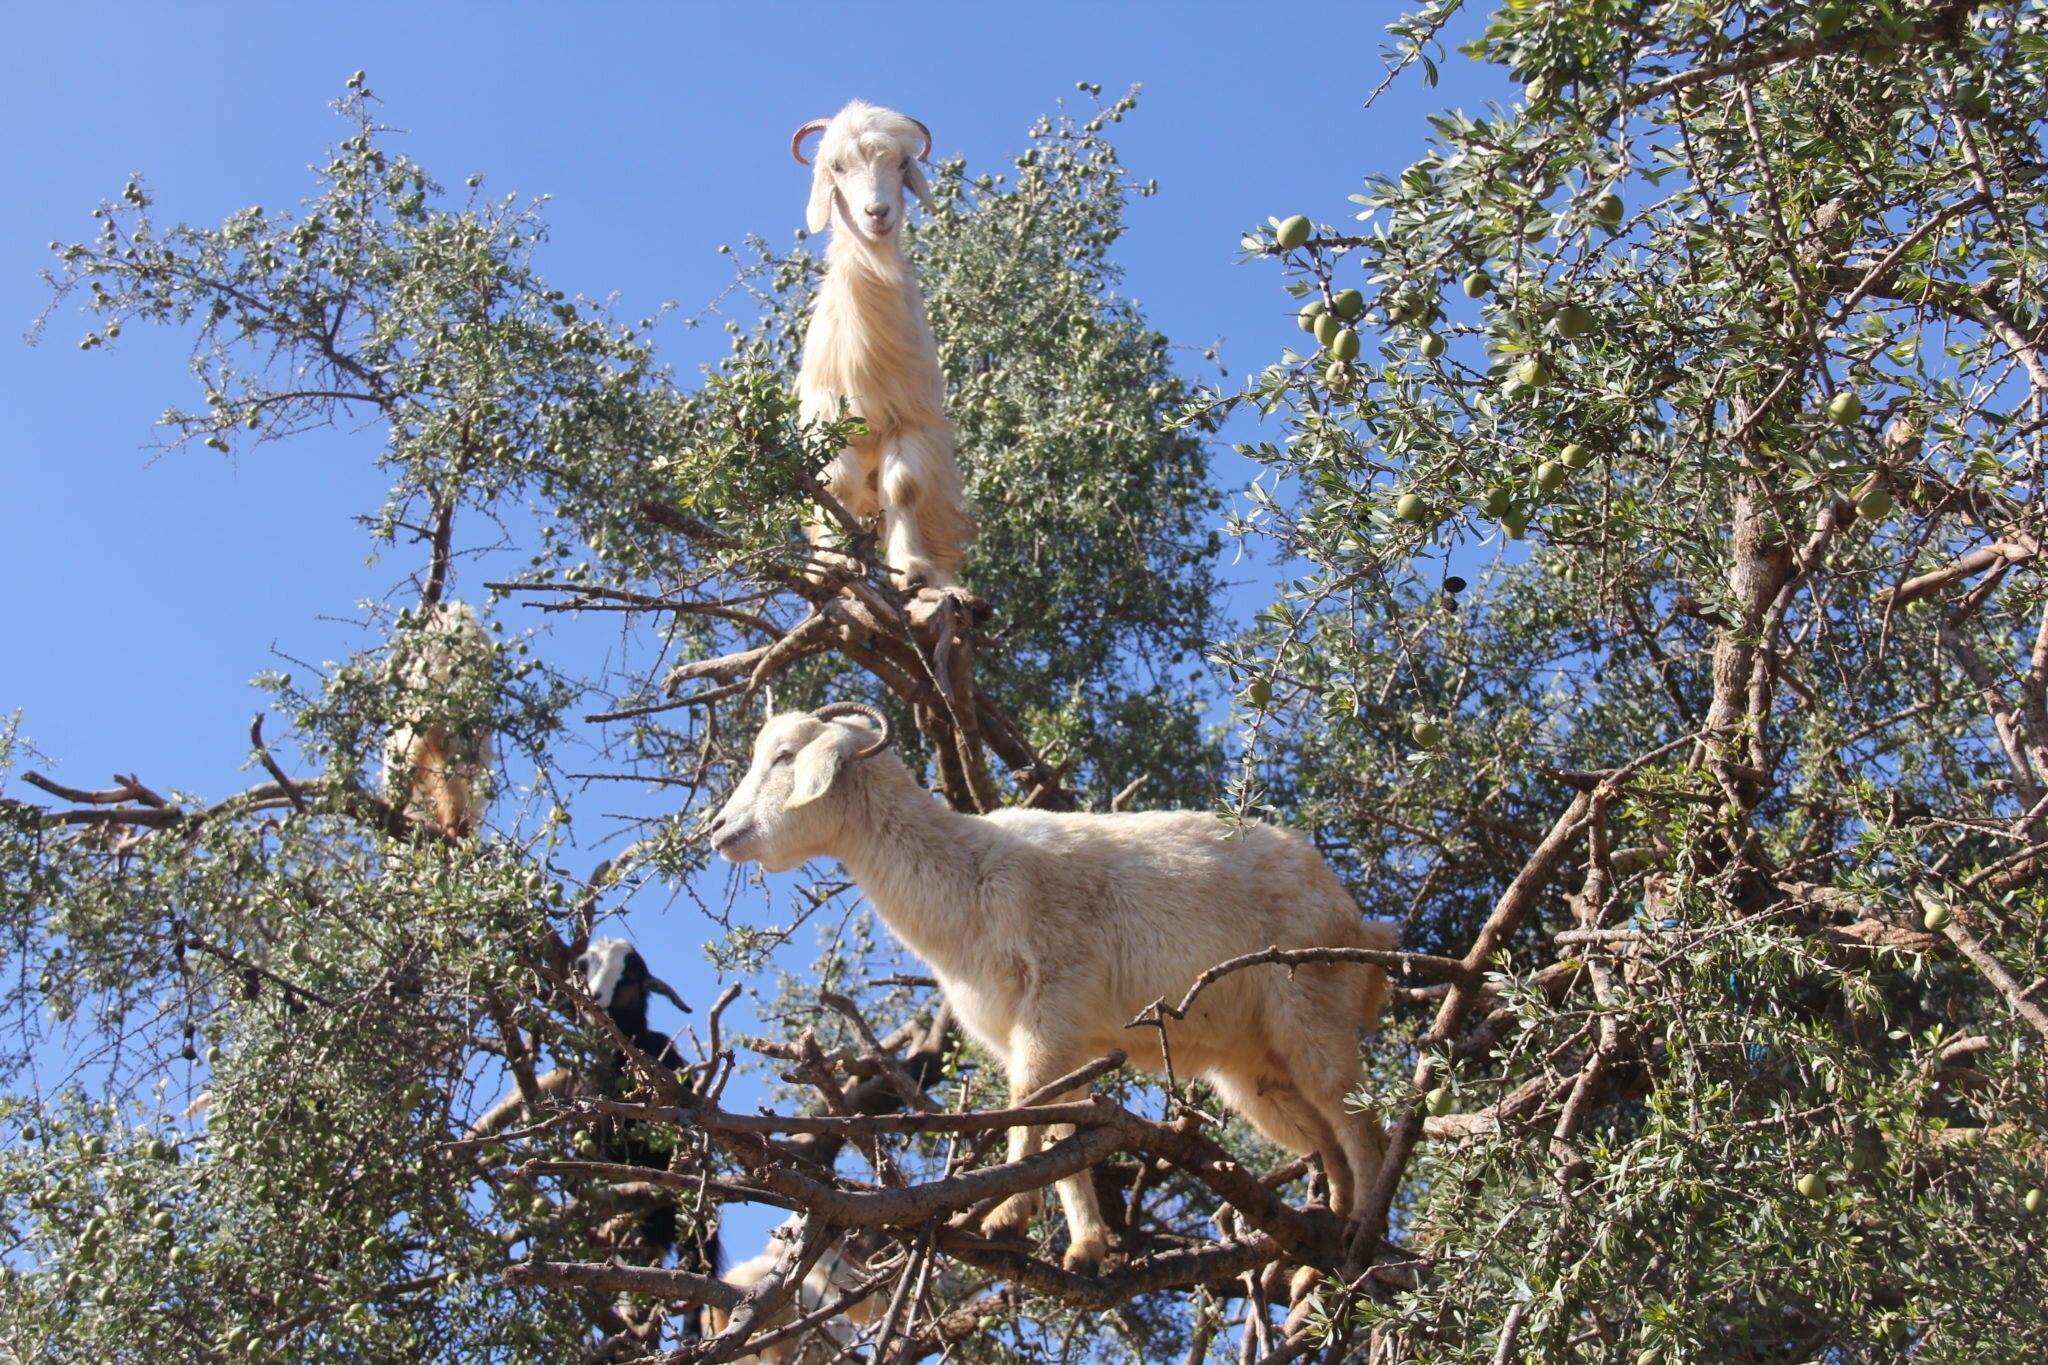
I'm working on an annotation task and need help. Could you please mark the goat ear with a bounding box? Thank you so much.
[785,733,845,809]
[806,164,836,234]
[903,161,937,215]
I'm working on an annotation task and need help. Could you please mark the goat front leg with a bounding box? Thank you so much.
[981,1032,1112,1275]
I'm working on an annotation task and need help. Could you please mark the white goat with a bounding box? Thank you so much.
[708,704,1395,1274]
[791,101,971,592]
[384,601,495,838]
[702,1220,885,1365]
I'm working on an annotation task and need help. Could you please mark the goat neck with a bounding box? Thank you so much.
[827,759,1009,978]
[802,225,946,436]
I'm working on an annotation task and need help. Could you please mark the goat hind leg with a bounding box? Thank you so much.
[879,427,965,591]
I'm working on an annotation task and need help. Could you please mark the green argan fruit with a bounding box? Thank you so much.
[1314,313,1343,347]
[1797,1172,1826,1198]
[1501,505,1531,539]
[1247,678,1273,707]
[2026,1187,2045,1214]
[1296,299,1326,333]
[1330,328,1361,362]
[1524,77,1554,104]
[1857,487,1894,520]
[1419,331,1446,359]
[1591,192,1625,227]
[1551,303,1595,337]
[1424,1085,1454,1115]
[205,1046,223,1067]
[1922,902,1952,932]
[1461,270,1493,298]
[1331,288,1365,319]
[151,1210,174,1231]
[1827,390,1865,424]
[1396,493,1429,522]
[1412,721,1445,749]
[1482,486,1514,519]
[1324,360,1353,389]
[1535,460,1569,492]
[1516,356,1555,388]
[1275,215,1312,251]
[1560,443,1592,468]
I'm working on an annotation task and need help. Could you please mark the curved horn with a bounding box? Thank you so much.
[790,118,833,166]
[906,117,932,162]
[813,701,894,760]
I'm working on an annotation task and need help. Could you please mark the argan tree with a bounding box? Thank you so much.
[6,2,2048,1360]
[1,80,1235,1363]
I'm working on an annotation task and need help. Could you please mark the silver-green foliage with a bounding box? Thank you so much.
[1226,1,2048,1358]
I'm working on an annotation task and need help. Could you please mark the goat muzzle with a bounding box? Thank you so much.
[812,701,894,759]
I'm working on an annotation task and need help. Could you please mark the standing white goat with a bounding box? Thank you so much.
[708,704,1395,1274]
[384,601,495,839]
[790,101,971,592]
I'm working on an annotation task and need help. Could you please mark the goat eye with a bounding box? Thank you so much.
[771,750,796,767]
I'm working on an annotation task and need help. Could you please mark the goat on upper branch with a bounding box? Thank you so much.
[790,101,971,593]
[708,703,1396,1275]
[384,601,495,838]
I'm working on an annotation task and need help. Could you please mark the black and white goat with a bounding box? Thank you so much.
[573,937,720,1279]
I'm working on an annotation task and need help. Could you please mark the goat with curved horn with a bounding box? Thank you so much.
[788,101,971,592]
[709,708,1399,1276]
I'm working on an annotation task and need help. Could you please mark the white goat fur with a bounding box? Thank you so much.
[710,710,1395,1273]
[384,602,495,838]
[703,1224,883,1365]
[794,100,971,590]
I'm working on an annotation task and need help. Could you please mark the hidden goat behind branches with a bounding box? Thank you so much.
[704,1218,888,1365]
[384,601,495,838]
[708,704,1396,1274]
[572,938,722,1282]
[791,101,971,592]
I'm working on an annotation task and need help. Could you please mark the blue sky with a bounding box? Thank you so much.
[3,0,1511,1247]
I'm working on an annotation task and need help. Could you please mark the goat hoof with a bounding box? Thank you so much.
[982,1192,1041,1237]
[1062,1236,1109,1276]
